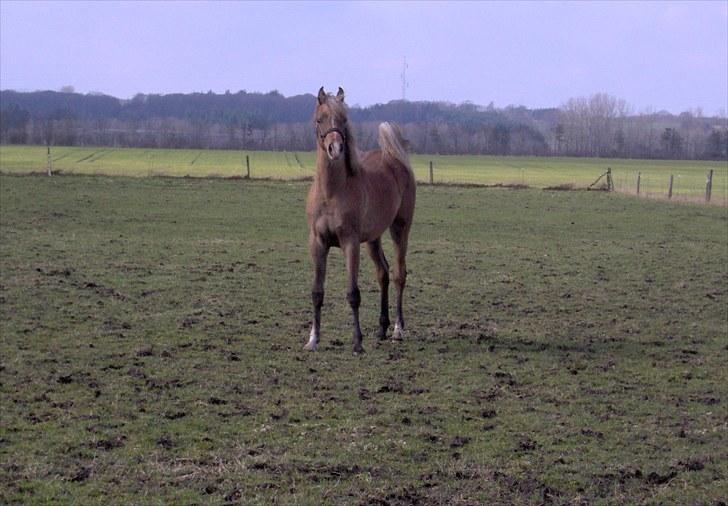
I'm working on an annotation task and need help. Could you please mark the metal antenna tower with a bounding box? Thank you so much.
[400,56,409,100]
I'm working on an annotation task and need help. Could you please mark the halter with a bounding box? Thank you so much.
[318,126,347,143]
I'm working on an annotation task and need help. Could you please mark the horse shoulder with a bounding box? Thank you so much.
[305,186,320,221]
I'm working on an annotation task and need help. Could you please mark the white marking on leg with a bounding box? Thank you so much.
[304,327,318,351]
[392,322,403,340]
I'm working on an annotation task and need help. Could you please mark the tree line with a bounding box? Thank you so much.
[1,89,726,160]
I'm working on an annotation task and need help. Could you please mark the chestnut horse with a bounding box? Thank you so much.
[305,86,416,354]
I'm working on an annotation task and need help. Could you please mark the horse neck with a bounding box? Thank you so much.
[315,149,348,200]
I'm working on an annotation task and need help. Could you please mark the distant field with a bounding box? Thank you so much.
[1,145,725,203]
[0,145,315,179]
[411,154,727,204]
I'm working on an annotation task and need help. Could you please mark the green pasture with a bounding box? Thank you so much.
[0,145,316,179]
[1,145,725,203]
[411,154,727,203]
[1,174,726,504]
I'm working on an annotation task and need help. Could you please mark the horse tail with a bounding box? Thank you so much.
[378,122,411,172]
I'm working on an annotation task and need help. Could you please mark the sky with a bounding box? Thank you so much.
[1,1,726,114]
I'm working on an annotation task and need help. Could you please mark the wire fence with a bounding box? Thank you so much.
[612,169,726,206]
[1,145,726,205]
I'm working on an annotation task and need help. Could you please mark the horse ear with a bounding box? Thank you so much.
[318,87,327,105]
[336,87,345,102]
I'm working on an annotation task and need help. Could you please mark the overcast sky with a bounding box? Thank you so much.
[1,1,726,114]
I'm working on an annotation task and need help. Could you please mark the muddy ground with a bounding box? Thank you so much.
[1,174,726,504]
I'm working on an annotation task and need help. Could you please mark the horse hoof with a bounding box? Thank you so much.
[392,327,403,341]
[353,345,365,355]
[303,341,318,351]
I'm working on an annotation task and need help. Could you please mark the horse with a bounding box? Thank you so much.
[304,86,416,354]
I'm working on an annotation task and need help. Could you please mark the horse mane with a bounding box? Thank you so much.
[326,96,361,177]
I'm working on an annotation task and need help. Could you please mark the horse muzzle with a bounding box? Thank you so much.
[319,127,346,161]
[326,139,344,161]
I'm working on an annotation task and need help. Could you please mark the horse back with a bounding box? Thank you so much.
[360,149,415,198]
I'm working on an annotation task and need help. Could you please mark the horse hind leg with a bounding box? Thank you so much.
[389,217,411,341]
[366,238,390,340]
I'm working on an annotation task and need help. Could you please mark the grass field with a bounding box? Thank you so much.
[0,145,315,180]
[1,174,726,504]
[1,145,726,204]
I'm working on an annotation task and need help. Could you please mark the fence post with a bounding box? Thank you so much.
[668,174,674,199]
[47,145,52,176]
[706,169,713,202]
[429,160,433,185]
[246,155,250,179]
[636,171,641,195]
[606,167,613,191]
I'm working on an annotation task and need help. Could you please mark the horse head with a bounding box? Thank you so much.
[315,86,348,162]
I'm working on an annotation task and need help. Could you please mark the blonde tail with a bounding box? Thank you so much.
[378,122,411,171]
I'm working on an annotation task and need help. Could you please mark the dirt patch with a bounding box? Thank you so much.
[378,380,404,394]
[163,411,187,420]
[135,346,154,357]
[156,435,175,449]
[93,435,126,450]
[543,183,579,191]
[57,374,74,384]
[450,436,471,448]
[249,460,373,483]
[69,467,92,482]
[517,437,538,452]
[427,181,530,190]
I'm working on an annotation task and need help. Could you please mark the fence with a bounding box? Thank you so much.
[612,168,724,205]
[416,159,725,206]
[1,145,726,205]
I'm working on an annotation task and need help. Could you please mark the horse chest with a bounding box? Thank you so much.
[313,206,359,244]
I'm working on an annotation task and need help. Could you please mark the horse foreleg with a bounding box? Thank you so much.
[366,239,390,339]
[343,239,364,354]
[305,236,328,351]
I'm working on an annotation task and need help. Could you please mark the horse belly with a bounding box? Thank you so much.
[360,197,398,242]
